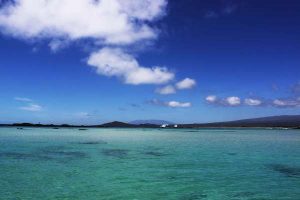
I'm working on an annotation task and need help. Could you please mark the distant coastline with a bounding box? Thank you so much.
[1,115,300,129]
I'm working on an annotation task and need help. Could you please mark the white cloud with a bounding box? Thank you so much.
[167,101,191,108]
[273,99,300,108]
[205,94,300,108]
[156,85,176,95]
[149,99,191,108]
[19,103,42,112]
[273,99,285,106]
[87,48,174,85]
[176,78,196,89]
[14,97,32,102]
[206,96,262,107]
[205,95,217,103]
[0,0,166,45]
[225,96,241,106]
[244,98,262,106]
[0,0,185,86]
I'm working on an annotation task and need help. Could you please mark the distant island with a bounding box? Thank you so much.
[1,115,300,129]
[129,120,174,125]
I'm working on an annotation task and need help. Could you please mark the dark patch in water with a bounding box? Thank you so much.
[184,130,199,133]
[32,141,48,144]
[267,164,300,177]
[180,192,207,200]
[183,130,236,133]
[232,191,255,198]
[38,145,68,154]
[0,152,33,160]
[144,146,162,151]
[0,152,53,161]
[0,145,88,162]
[102,149,129,158]
[220,131,236,133]
[227,153,237,156]
[46,151,86,158]
[77,141,107,145]
[166,176,177,180]
[144,151,167,157]
[40,146,87,159]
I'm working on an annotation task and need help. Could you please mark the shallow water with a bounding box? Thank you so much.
[0,127,299,200]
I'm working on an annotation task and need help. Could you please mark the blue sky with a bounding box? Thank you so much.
[0,0,299,124]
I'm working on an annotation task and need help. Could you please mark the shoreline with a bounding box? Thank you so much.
[0,124,299,130]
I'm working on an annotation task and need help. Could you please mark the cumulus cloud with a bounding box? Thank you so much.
[156,85,176,95]
[273,99,300,108]
[205,95,300,108]
[155,78,197,94]
[0,0,166,44]
[167,101,191,108]
[205,95,241,106]
[149,99,191,108]
[244,98,262,106]
[205,93,300,108]
[19,103,42,112]
[0,0,178,86]
[205,95,243,107]
[205,95,217,103]
[267,81,300,108]
[87,48,174,85]
[176,78,196,90]
[225,96,241,106]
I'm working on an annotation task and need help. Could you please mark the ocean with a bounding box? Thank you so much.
[0,127,299,200]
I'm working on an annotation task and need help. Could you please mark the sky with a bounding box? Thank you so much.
[0,0,299,125]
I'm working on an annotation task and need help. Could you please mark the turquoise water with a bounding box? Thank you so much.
[0,128,299,200]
